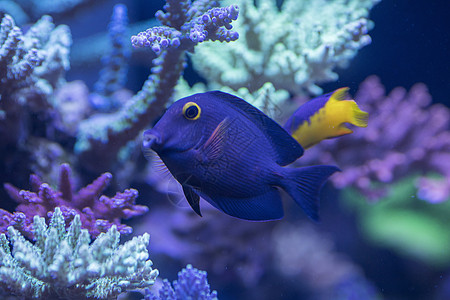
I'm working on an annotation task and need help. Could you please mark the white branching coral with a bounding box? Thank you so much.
[0,207,158,299]
[191,0,380,95]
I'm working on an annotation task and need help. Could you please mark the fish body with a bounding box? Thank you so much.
[143,91,339,221]
[284,88,369,149]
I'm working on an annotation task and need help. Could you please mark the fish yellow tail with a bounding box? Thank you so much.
[285,88,368,149]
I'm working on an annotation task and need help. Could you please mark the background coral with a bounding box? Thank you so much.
[191,0,379,96]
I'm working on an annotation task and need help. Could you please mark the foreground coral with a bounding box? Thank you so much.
[0,207,158,299]
[0,163,148,239]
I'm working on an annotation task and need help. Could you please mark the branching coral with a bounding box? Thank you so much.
[146,264,218,300]
[299,76,450,201]
[0,163,148,239]
[0,13,71,146]
[191,0,379,96]
[75,0,239,172]
[91,3,131,112]
[0,207,158,299]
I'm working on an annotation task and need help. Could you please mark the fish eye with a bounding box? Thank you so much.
[182,102,201,120]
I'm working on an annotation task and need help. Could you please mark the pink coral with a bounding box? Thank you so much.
[0,163,148,239]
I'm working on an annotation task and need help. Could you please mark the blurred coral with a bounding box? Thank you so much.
[75,0,240,172]
[299,76,450,201]
[0,163,148,239]
[134,203,273,288]
[0,0,97,23]
[272,222,378,299]
[91,3,131,112]
[0,207,158,299]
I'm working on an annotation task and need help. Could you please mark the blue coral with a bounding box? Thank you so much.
[92,3,130,112]
[146,264,218,300]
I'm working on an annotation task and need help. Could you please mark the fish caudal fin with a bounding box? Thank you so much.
[281,165,340,221]
[286,88,368,149]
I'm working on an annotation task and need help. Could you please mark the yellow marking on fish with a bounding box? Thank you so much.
[292,88,368,149]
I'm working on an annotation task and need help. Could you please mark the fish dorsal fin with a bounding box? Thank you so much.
[205,91,304,166]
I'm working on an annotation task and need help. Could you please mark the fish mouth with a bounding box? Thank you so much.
[142,130,194,155]
[143,130,161,150]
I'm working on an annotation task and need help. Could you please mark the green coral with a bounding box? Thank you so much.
[343,175,450,268]
[0,207,158,299]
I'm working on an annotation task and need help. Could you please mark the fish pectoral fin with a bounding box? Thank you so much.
[209,188,284,221]
[182,185,202,217]
[199,117,232,163]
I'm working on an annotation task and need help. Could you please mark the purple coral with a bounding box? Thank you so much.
[298,76,450,201]
[0,163,148,239]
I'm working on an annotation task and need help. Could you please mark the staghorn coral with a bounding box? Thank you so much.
[145,264,218,300]
[298,76,450,201]
[191,0,379,96]
[0,163,148,239]
[75,0,240,172]
[0,207,158,299]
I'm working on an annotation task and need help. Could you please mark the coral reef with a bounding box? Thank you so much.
[299,76,450,201]
[0,207,158,299]
[146,264,218,300]
[191,0,379,96]
[75,0,240,172]
[0,163,148,239]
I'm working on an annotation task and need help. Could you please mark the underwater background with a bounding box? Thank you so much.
[0,0,449,299]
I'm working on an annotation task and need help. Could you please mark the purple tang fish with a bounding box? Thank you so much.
[143,91,339,221]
